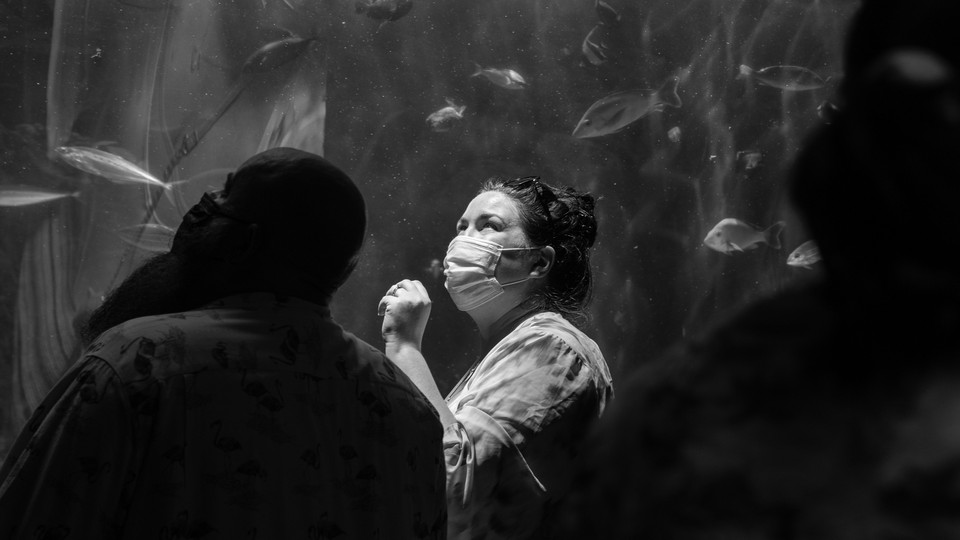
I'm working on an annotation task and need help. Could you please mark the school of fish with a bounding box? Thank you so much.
[1,0,839,279]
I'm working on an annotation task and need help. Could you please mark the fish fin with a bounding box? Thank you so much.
[729,242,745,253]
[764,221,786,249]
[658,77,682,108]
[376,20,388,32]
[737,64,753,79]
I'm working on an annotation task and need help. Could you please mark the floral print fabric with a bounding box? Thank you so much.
[444,312,613,540]
[0,293,447,539]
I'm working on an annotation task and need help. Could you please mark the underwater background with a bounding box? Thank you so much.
[0,0,858,460]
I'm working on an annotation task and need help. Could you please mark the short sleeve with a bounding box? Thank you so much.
[0,358,136,539]
[457,331,607,447]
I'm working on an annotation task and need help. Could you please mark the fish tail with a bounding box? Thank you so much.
[764,221,786,250]
[470,62,483,77]
[737,64,753,79]
[659,77,682,108]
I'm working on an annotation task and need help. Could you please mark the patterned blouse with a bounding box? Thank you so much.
[0,293,446,539]
[444,312,613,540]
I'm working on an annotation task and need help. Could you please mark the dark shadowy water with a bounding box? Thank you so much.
[0,0,857,460]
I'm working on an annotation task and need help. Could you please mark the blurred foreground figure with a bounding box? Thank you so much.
[0,148,446,539]
[561,1,960,538]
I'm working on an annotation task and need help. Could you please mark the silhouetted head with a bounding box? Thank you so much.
[81,148,365,345]
[791,0,960,293]
[480,176,598,325]
[172,147,367,300]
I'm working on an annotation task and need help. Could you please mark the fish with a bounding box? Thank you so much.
[737,150,762,170]
[572,77,682,139]
[667,126,681,143]
[703,218,785,255]
[595,0,621,26]
[471,64,527,90]
[241,35,316,75]
[581,26,611,67]
[0,185,79,207]
[424,258,443,279]
[53,146,174,190]
[786,240,821,269]
[817,100,840,124]
[737,64,828,91]
[117,223,177,253]
[355,0,413,30]
[426,99,466,132]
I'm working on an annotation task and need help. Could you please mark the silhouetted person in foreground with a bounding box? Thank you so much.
[560,1,960,538]
[0,148,446,539]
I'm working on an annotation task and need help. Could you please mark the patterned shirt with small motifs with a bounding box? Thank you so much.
[0,293,447,540]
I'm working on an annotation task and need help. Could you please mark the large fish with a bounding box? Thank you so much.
[0,185,79,207]
[572,77,682,138]
[737,64,828,91]
[703,218,784,255]
[53,146,172,189]
[471,64,527,90]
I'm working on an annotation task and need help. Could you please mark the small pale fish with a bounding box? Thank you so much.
[471,63,527,90]
[0,185,79,207]
[581,26,611,67]
[595,0,621,26]
[738,64,828,91]
[53,146,173,189]
[786,240,821,269]
[426,99,466,132]
[241,35,316,75]
[737,150,762,170]
[572,77,682,139]
[118,223,177,253]
[703,218,785,255]
[424,258,443,279]
[667,126,681,143]
[355,0,413,30]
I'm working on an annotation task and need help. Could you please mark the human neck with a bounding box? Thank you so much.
[472,301,541,355]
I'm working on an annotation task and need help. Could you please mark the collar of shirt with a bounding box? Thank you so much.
[201,292,332,320]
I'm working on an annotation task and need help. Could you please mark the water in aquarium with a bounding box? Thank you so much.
[0,0,858,459]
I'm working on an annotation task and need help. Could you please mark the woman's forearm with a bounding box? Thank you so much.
[385,342,457,426]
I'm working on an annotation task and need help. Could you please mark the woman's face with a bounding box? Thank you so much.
[456,191,528,244]
[456,190,536,282]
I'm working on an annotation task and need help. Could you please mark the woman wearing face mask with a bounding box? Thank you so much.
[378,175,613,540]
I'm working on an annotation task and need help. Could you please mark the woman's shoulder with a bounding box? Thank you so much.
[517,312,612,383]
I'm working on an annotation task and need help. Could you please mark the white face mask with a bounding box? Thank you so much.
[443,236,541,312]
